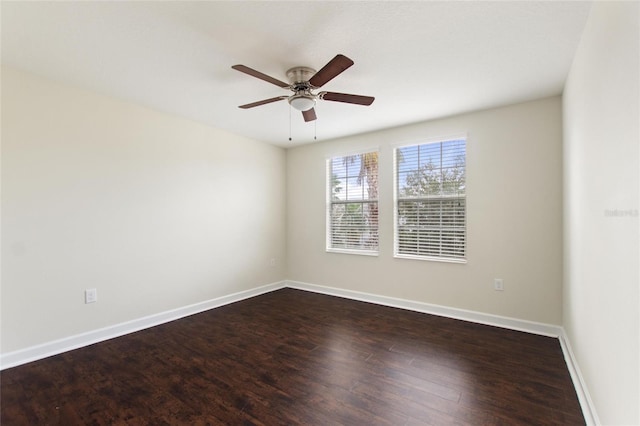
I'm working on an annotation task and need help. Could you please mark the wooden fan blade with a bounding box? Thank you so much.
[302,108,317,122]
[232,65,290,88]
[320,92,375,106]
[308,54,354,88]
[238,96,287,109]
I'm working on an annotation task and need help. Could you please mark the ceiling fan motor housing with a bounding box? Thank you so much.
[286,67,316,85]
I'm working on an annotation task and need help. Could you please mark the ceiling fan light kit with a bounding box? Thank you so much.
[232,54,375,123]
[288,94,316,111]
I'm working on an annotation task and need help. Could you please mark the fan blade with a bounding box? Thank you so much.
[320,92,375,106]
[308,54,354,88]
[232,65,290,88]
[238,96,287,109]
[302,108,317,122]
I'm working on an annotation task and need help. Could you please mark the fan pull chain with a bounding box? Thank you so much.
[288,105,292,141]
[314,119,317,140]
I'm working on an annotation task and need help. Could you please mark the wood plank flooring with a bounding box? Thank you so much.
[1,288,584,425]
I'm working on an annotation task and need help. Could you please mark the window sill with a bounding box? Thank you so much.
[394,253,467,264]
[327,248,379,257]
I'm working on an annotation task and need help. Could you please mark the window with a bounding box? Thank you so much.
[327,151,379,255]
[394,138,466,262]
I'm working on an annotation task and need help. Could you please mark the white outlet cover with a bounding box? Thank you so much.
[85,288,97,303]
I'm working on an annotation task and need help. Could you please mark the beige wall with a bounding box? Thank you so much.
[287,96,563,325]
[563,2,639,424]
[1,67,287,353]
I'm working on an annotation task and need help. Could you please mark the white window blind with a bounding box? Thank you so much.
[395,139,466,261]
[327,151,379,254]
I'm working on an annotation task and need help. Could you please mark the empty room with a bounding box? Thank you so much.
[1,1,638,425]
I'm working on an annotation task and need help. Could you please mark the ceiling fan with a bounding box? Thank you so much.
[232,54,375,122]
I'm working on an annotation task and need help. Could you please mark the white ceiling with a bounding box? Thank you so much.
[1,1,592,147]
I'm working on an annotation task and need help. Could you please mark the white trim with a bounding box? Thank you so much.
[0,281,286,370]
[393,137,468,262]
[389,132,469,149]
[393,147,400,254]
[394,253,467,264]
[326,150,380,254]
[324,145,381,160]
[285,280,597,424]
[558,329,600,426]
[1,279,597,425]
[285,280,561,337]
[326,248,379,257]
[326,158,331,250]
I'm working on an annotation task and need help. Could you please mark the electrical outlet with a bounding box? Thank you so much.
[85,288,97,304]
[494,279,504,291]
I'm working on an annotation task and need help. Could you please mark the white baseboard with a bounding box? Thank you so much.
[286,280,598,425]
[558,329,600,426]
[0,281,286,370]
[286,280,562,337]
[1,279,598,425]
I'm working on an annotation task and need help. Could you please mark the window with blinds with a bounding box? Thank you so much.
[394,138,466,262]
[327,151,379,254]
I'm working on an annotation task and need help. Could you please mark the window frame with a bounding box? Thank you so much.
[326,149,380,256]
[393,136,467,263]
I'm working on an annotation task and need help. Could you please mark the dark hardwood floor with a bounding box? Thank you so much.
[1,288,584,425]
